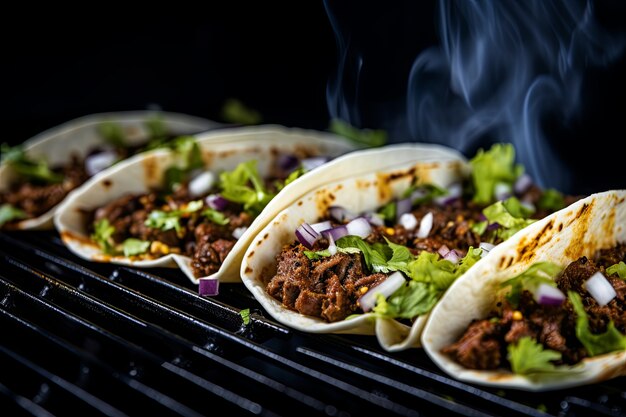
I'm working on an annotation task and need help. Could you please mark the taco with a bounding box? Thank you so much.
[241,143,581,351]
[0,111,216,230]
[54,125,359,288]
[421,190,626,390]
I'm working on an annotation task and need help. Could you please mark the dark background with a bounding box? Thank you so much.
[1,2,625,195]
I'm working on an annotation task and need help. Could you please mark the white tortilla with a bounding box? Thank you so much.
[421,189,626,390]
[1,110,218,230]
[54,125,359,284]
[240,149,468,351]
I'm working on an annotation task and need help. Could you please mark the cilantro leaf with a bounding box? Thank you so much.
[221,99,262,125]
[1,143,63,184]
[569,291,626,356]
[500,262,563,307]
[377,201,397,223]
[0,204,27,227]
[122,238,150,257]
[202,208,230,226]
[507,337,562,374]
[606,262,626,279]
[470,143,524,205]
[168,136,203,171]
[329,118,387,147]
[240,308,251,326]
[145,200,204,233]
[91,218,116,254]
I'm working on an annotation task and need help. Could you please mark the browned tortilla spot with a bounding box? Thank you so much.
[565,202,595,259]
[202,151,214,166]
[328,193,335,202]
[594,352,626,382]
[336,184,343,191]
[60,230,97,247]
[245,266,253,274]
[142,156,159,183]
[263,233,269,240]
[102,179,112,189]
[297,201,303,206]
[486,372,515,382]
[247,251,255,258]
[557,223,563,232]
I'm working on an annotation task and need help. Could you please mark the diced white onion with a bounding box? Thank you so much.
[346,217,372,238]
[437,245,450,257]
[585,271,617,306]
[311,221,332,233]
[520,201,536,213]
[189,171,216,197]
[302,157,329,172]
[434,183,463,205]
[399,213,418,230]
[514,173,533,195]
[417,212,433,238]
[232,227,248,240]
[85,151,118,176]
[534,283,566,305]
[358,271,406,312]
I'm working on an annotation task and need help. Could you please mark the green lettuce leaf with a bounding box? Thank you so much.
[329,118,387,147]
[240,308,251,326]
[470,143,523,205]
[507,337,562,374]
[482,197,536,241]
[98,121,126,147]
[219,160,273,216]
[122,238,150,257]
[569,291,626,356]
[145,114,168,141]
[145,200,204,233]
[202,208,230,226]
[499,262,562,307]
[1,143,63,184]
[91,218,116,254]
[0,204,27,227]
[606,262,626,279]
[537,188,565,211]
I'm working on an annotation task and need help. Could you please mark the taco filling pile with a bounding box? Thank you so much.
[442,244,626,374]
[87,137,319,278]
[0,117,187,229]
[266,144,580,323]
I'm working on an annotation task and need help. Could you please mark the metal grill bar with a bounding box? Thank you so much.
[1,231,625,417]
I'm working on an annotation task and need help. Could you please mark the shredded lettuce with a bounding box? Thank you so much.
[122,238,150,257]
[481,197,536,241]
[98,121,126,147]
[537,188,565,211]
[499,262,562,307]
[406,183,448,205]
[0,204,27,227]
[219,160,274,216]
[1,143,63,184]
[277,167,306,192]
[606,262,626,279]
[91,219,116,254]
[145,200,204,233]
[329,118,387,147]
[377,201,397,223]
[469,143,523,205]
[221,99,262,125]
[569,291,626,357]
[507,337,562,375]
[240,308,251,326]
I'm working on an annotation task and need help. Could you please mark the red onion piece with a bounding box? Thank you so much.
[302,157,329,172]
[85,151,118,177]
[585,271,617,306]
[189,171,216,197]
[437,245,450,257]
[358,271,406,312]
[514,173,533,195]
[396,198,412,219]
[443,249,461,264]
[435,183,462,206]
[346,217,372,238]
[328,206,355,223]
[487,222,500,231]
[534,283,565,306]
[295,222,320,249]
[205,194,229,211]
[417,212,433,238]
[199,278,219,296]
[278,154,299,171]
[322,225,349,241]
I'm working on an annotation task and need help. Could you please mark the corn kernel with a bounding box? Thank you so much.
[512,311,523,321]
[150,241,170,255]
[360,287,369,294]
[385,227,395,235]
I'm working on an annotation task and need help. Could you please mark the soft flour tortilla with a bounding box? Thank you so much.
[1,110,218,230]
[54,125,358,284]
[421,190,626,390]
[240,149,468,351]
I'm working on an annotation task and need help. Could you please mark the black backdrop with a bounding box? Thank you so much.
[1,2,625,195]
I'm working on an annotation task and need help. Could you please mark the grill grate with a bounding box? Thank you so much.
[1,231,625,417]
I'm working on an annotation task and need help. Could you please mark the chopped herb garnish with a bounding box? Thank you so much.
[240,308,251,326]
[98,121,126,147]
[91,218,116,254]
[0,204,27,227]
[219,160,273,216]
[1,143,63,184]
[145,200,204,233]
[537,188,565,211]
[122,238,150,257]
[606,262,626,279]
[221,99,262,125]
[500,262,562,307]
[507,337,562,375]
[202,208,230,226]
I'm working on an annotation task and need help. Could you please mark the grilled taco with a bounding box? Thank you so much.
[421,190,626,390]
[0,111,217,230]
[54,125,360,287]
[241,143,580,351]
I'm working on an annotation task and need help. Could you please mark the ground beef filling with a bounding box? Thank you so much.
[442,244,626,370]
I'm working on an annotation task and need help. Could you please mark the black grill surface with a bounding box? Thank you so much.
[1,231,625,417]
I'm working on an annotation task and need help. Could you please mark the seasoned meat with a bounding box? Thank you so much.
[442,319,503,369]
